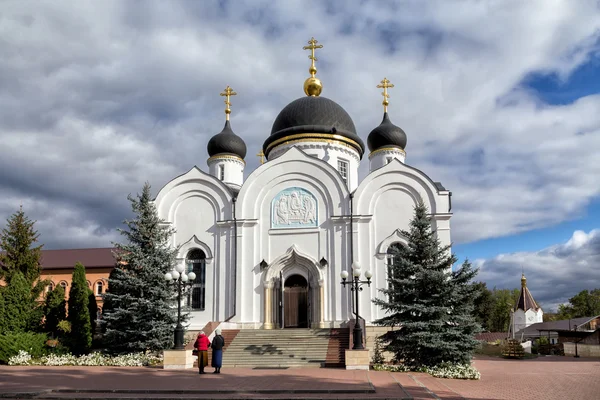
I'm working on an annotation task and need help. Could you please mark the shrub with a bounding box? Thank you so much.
[44,285,66,338]
[373,362,481,380]
[372,338,385,365]
[0,332,48,364]
[8,351,163,367]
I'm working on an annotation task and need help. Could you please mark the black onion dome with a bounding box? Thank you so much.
[263,96,365,157]
[207,120,247,159]
[367,112,407,152]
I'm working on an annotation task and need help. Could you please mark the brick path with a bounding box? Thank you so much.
[1,356,599,399]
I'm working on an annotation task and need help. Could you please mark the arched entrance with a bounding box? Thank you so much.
[283,274,308,328]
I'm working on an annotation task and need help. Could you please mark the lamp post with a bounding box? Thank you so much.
[574,324,580,358]
[340,262,372,350]
[164,263,196,350]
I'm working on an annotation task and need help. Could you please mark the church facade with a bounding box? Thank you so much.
[153,39,452,330]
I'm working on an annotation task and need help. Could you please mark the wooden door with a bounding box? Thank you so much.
[284,287,308,328]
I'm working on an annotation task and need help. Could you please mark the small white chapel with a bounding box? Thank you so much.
[153,38,453,331]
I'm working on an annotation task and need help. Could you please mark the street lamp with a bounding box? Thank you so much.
[574,324,580,358]
[340,262,372,350]
[164,262,196,350]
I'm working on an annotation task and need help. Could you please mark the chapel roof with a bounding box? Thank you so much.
[515,273,541,312]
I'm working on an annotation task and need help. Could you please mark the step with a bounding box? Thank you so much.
[198,327,350,368]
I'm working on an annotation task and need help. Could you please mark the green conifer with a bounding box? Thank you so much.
[373,201,481,368]
[0,207,47,331]
[102,182,179,354]
[0,271,32,333]
[44,285,66,338]
[67,263,91,355]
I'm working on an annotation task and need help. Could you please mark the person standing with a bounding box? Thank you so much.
[211,328,225,374]
[194,331,210,374]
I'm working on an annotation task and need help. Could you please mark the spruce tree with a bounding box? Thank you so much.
[44,285,67,338]
[0,206,43,284]
[67,263,91,355]
[373,201,481,368]
[102,182,179,354]
[0,207,48,331]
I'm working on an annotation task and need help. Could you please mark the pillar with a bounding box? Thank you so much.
[263,280,274,329]
[318,279,325,328]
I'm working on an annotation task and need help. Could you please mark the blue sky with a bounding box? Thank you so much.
[456,56,600,264]
[0,0,599,311]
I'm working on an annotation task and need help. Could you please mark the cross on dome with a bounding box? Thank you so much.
[377,78,395,113]
[220,85,237,121]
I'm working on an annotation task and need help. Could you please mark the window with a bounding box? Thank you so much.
[387,243,403,303]
[87,280,92,288]
[337,159,348,184]
[47,282,55,292]
[218,165,225,181]
[59,281,68,290]
[386,157,393,164]
[95,281,104,295]
[186,249,206,311]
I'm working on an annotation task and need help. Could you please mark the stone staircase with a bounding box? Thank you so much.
[220,328,349,368]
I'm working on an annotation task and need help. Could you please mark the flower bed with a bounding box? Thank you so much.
[8,350,163,367]
[373,362,481,380]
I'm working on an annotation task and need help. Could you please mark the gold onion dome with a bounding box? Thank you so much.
[367,78,407,153]
[207,86,247,159]
[262,37,365,159]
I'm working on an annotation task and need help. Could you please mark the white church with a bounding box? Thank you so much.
[153,39,452,331]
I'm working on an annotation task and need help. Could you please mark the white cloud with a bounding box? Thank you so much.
[0,0,599,249]
[475,229,600,311]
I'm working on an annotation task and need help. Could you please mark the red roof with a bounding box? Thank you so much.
[39,248,116,270]
[475,332,508,342]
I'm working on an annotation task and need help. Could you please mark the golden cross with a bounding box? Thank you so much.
[256,150,265,164]
[219,85,237,120]
[303,37,323,76]
[377,78,395,113]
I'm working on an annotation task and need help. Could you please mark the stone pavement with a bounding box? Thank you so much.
[0,356,599,399]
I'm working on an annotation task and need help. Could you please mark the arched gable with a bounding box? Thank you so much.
[153,166,233,222]
[354,159,445,216]
[237,147,350,220]
[262,245,324,284]
[177,235,214,264]
[375,229,409,259]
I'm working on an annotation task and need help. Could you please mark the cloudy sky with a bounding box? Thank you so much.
[1,0,599,311]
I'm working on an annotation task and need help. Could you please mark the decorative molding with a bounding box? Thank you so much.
[368,146,406,159]
[269,140,360,162]
[265,132,362,154]
[207,154,246,165]
[375,229,408,259]
[263,245,323,283]
[177,235,213,264]
[264,280,275,289]
[271,187,317,229]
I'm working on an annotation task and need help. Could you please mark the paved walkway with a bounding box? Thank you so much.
[1,356,599,399]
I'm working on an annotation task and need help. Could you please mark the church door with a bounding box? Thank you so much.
[284,274,308,328]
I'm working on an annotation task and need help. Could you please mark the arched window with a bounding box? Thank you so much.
[59,281,68,290]
[87,280,92,288]
[387,243,403,302]
[186,249,206,311]
[47,282,55,292]
[95,281,104,295]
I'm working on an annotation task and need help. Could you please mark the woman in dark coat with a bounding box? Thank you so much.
[211,328,225,373]
[194,331,211,374]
